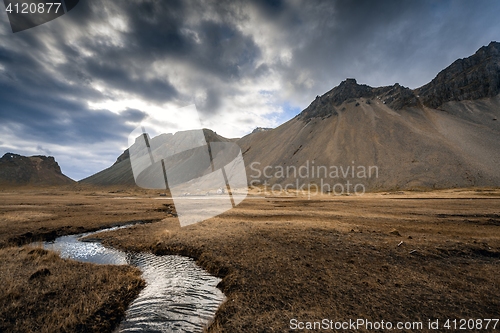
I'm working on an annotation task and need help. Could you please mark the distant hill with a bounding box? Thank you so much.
[80,129,231,186]
[0,153,75,186]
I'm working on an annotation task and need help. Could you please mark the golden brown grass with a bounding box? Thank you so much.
[1,187,499,332]
[0,185,167,247]
[0,185,168,333]
[93,189,500,333]
[0,245,144,333]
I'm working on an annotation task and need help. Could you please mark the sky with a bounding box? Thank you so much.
[1,0,499,180]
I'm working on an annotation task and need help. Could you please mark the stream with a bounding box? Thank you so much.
[43,225,225,333]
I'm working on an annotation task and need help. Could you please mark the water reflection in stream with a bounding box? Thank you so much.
[44,227,225,333]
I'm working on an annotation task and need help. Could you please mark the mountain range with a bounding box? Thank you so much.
[81,41,500,191]
[2,42,499,190]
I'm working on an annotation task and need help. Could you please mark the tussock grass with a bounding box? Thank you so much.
[0,187,170,333]
[0,245,144,333]
[96,191,500,332]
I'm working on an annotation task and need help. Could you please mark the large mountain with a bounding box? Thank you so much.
[0,153,75,186]
[240,41,500,190]
[82,42,500,191]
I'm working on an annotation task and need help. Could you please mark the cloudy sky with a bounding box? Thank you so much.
[1,0,499,180]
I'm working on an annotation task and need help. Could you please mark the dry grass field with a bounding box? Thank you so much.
[0,246,144,333]
[0,186,499,332]
[0,185,168,247]
[0,185,166,332]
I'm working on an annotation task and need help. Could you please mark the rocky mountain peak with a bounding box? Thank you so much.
[416,41,500,108]
[298,79,417,120]
[478,41,500,56]
[1,153,61,172]
[324,78,374,104]
[298,42,500,121]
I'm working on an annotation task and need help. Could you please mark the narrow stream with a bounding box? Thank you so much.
[43,225,225,333]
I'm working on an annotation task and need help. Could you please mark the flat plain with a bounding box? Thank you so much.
[0,187,499,332]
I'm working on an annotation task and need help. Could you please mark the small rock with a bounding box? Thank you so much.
[389,229,401,236]
[29,268,51,280]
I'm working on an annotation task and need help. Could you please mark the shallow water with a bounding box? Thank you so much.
[44,226,225,333]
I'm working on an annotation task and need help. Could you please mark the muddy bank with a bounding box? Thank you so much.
[8,219,161,246]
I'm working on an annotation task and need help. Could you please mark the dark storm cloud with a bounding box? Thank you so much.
[0,81,139,145]
[121,108,148,122]
[44,0,262,110]
[124,0,190,57]
[1,0,499,179]
[263,0,500,101]
[190,20,261,80]
[83,58,178,103]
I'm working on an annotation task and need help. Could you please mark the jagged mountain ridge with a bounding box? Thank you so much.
[417,41,500,108]
[0,153,75,186]
[298,79,418,121]
[299,41,500,121]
